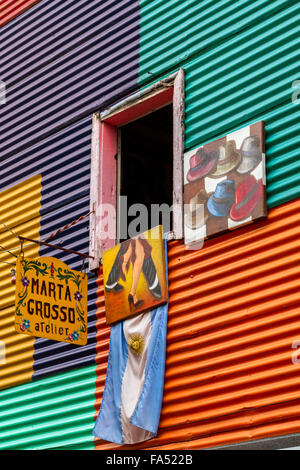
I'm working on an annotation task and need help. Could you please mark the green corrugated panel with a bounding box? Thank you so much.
[183,4,298,146]
[139,1,300,208]
[138,0,295,85]
[0,365,96,450]
[265,102,300,207]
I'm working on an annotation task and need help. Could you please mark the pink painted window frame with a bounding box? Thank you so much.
[89,69,185,270]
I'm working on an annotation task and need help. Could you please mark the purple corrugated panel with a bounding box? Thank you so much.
[0,0,140,159]
[0,116,91,208]
[1,0,136,86]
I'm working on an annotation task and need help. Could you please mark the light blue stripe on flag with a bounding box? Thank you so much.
[93,321,128,444]
[93,239,169,444]
[130,303,168,434]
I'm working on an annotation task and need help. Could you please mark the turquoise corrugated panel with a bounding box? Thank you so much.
[0,366,96,450]
[184,4,298,146]
[265,103,300,207]
[138,0,295,85]
[138,1,300,208]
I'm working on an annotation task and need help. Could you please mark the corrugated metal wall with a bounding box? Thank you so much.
[0,0,141,159]
[94,0,300,450]
[0,365,96,450]
[138,1,300,208]
[95,198,300,450]
[0,0,41,28]
[0,0,141,450]
[138,0,294,84]
[0,117,98,382]
[0,0,299,451]
[0,0,141,380]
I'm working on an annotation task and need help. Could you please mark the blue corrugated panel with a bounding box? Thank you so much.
[0,0,140,160]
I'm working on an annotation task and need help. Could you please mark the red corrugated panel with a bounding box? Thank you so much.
[0,0,41,28]
[94,198,300,449]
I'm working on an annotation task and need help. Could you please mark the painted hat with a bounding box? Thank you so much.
[230,174,263,221]
[185,189,208,230]
[207,180,235,217]
[209,140,241,178]
[186,147,219,182]
[236,135,262,175]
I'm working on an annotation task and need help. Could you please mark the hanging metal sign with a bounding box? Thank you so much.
[14,256,88,346]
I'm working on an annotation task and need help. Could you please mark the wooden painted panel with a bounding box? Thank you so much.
[103,225,168,324]
[184,122,267,245]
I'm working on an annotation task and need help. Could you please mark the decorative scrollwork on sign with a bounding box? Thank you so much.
[56,267,86,337]
[15,257,87,345]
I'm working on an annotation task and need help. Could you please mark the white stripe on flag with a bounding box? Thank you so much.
[121,312,153,444]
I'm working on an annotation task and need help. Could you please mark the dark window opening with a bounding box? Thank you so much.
[119,104,173,240]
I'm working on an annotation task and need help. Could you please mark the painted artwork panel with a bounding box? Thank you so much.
[103,225,168,325]
[184,121,267,246]
[15,257,88,346]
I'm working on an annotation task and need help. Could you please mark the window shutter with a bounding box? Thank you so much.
[90,115,117,270]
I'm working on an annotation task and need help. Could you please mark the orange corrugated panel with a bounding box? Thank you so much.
[94,199,300,450]
[94,266,110,417]
[0,0,41,28]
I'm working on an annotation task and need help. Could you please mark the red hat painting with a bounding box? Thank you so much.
[230,175,263,221]
[186,147,219,182]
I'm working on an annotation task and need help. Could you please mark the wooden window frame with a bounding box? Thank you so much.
[89,69,185,271]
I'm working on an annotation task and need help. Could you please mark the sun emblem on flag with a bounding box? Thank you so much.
[128,334,145,356]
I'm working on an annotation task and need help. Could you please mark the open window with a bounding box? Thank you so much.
[89,69,185,270]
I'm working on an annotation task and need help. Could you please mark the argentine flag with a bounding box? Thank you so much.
[93,242,168,445]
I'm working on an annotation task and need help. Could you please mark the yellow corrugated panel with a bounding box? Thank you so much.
[0,305,36,390]
[0,175,42,233]
[0,175,42,390]
[95,198,300,450]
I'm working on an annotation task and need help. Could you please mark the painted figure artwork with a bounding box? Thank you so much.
[103,225,168,325]
[184,121,267,247]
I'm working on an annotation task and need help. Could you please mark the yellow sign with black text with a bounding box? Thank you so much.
[15,257,88,346]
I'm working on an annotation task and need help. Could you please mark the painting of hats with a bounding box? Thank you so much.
[209,140,241,178]
[186,147,219,182]
[183,121,267,246]
[185,189,208,230]
[207,180,235,217]
[236,135,262,174]
[230,175,263,221]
